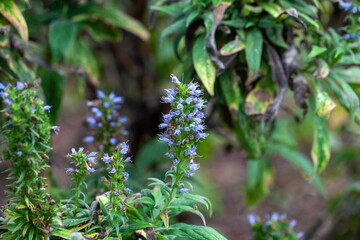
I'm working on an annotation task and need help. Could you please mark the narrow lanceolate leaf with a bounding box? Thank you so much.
[307,46,327,59]
[311,116,330,173]
[245,28,263,75]
[0,0,28,45]
[315,90,336,119]
[168,223,228,240]
[193,35,216,95]
[219,38,245,56]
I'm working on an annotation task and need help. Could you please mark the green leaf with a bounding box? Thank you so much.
[307,46,327,59]
[315,89,336,119]
[119,222,154,234]
[51,229,73,240]
[79,21,120,42]
[167,223,228,240]
[66,39,99,86]
[193,35,216,95]
[62,217,89,227]
[219,38,245,56]
[245,28,263,75]
[40,69,64,125]
[168,205,206,225]
[311,116,330,173]
[160,18,186,40]
[150,2,190,17]
[245,159,272,206]
[265,26,288,48]
[217,70,240,112]
[0,0,28,44]
[212,0,222,7]
[49,19,78,61]
[269,143,326,196]
[260,2,283,17]
[89,6,149,41]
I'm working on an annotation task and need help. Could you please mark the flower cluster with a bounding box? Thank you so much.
[159,74,207,194]
[0,81,57,238]
[101,142,131,211]
[66,148,97,205]
[339,1,360,41]
[248,213,304,240]
[84,90,128,152]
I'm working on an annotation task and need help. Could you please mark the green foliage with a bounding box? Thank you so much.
[153,0,360,205]
[0,83,58,239]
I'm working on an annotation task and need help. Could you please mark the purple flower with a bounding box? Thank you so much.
[159,134,173,146]
[43,105,52,111]
[51,126,60,134]
[290,220,297,228]
[247,214,257,225]
[103,101,110,108]
[97,90,105,99]
[124,156,132,163]
[102,153,111,164]
[124,187,131,194]
[271,212,279,222]
[0,82,5,90]
[118,117,127,124]
[177,103,184,110]
[86,116,97,128]
[83,136,94,143]
[163,113,173,123]
[3,99,11,106]
[170,74,181,85]
[66,167,76,174]
[178,188,188,194]
[297,232,304,239]
[339,1,352,11]
[113,96,123,104]
[16,151,22,157]
[109,168,117,174]
[186,160,199,177]
[119,142,129,155]
[344,34,350,40]
[16,82,24,90]
[123,172,129,180]
[159,123,168,129]
[110,138,117,145]
[352,6,358,13]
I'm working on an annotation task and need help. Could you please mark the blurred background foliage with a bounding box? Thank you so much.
[1,0,360,239]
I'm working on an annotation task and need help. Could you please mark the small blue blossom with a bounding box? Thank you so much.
[185,160,199,177]
[0,82,5,90]
[297,232,304,239]
[3,99,11,106]
[97,90,105,99]
[124,187,132,194]
[83,136,95,143]
[66,167,76,174]
[16,82,24,90]
[170,74,181,84]
[248,214,257,225]
[352,6,358,13]
[290,219,297,228]
[177,103,184,110]
[124,156,132,163]
[102,153,111,164]
[344,34,350,40]
[178,188,188,194]
[71,232,83,239]
[159,123,168,129]
[119,142,129,155]
[43,105,52,111]
[118,117,127,123]
[110,168,117,174]
[271,212,279,222]
[339,1,352,11]
[110,138,117,145]
[16,151,22,157]
[103,101,110,108]
[51,126,60,134]
[123,172,129,180]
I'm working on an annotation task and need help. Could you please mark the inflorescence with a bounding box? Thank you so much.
[84,90,128,152]
[339,1,360,41]
[159,74,208,194]
[248,213,304,239]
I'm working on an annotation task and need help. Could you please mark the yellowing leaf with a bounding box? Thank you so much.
[311,116,330,173]
[315,90,336,119]
[0,0,28,45]
[193,35,216,95]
